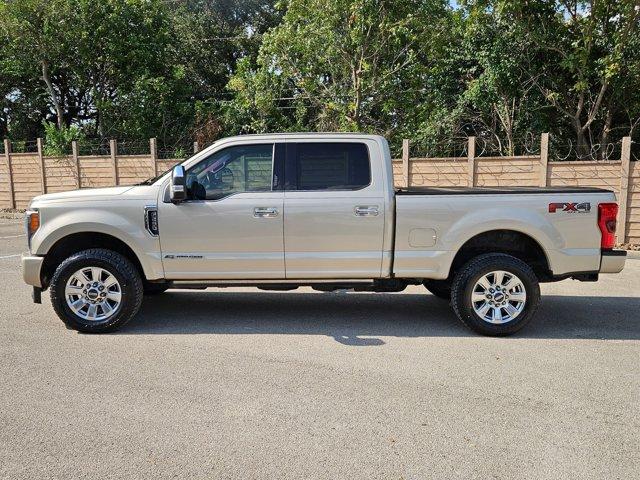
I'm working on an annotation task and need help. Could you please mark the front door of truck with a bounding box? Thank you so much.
[158,143,285,280]
[283,141,386,278]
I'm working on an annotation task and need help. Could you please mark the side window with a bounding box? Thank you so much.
[186,144,273,200]
[292,142,370,191]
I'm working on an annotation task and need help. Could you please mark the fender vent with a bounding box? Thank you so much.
[145,206,159,236]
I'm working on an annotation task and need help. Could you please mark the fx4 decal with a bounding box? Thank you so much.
[548,202,591,213]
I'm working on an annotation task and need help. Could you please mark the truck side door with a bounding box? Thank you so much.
[283,140,386,278]
[158,143,285,279]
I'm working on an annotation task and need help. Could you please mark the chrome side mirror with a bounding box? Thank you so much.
[170,165,187,203]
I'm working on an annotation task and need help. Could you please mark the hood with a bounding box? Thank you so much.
[29,186,135,205]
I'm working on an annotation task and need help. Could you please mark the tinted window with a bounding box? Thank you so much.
[293,143,370,190]
[186,144,273,200]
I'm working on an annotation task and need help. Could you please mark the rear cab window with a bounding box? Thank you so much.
[285,142,371,191]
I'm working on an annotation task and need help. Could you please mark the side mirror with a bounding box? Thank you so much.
[170,165,187,203]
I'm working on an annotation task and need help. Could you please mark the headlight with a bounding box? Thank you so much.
[25,209,40,251]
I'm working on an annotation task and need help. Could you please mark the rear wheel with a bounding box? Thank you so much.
[450,253,540,336]
[423,280,451,300]
[50,248,143,333]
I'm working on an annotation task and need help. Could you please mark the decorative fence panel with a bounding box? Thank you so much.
[1,136,638,244]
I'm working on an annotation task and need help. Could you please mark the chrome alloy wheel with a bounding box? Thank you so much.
[65,267,122,322]
[471,270,526,324]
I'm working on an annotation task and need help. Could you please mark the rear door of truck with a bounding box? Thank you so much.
[282,139,386,278]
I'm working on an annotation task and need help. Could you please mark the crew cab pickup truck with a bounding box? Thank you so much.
[22,133,626,335]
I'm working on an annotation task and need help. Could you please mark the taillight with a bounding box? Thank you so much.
[597,203,618,249]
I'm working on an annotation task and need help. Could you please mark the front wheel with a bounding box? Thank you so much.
[450,253,540,336]
[49,248,144,333]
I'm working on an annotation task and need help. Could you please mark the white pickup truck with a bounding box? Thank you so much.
[22,133,626,335]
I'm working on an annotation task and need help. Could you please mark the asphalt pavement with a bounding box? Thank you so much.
[0,217,638,479]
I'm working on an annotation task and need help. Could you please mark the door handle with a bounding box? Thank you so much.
[354,205,379,217]
[254,207,279,218]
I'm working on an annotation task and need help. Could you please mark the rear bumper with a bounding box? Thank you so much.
[22,255,44,288]
[599,249,626,274]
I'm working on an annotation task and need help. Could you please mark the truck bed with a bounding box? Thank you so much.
[396,186,611,195]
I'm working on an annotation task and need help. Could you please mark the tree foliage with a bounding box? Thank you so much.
[0,0,638,158]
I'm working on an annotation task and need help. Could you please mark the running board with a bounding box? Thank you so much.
[168,278,413,293]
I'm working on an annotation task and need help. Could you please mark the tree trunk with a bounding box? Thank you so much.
[572,118,589,160]
[599,106,613,160]
[41,60,64,129]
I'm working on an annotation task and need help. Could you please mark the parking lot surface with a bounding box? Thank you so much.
[1,217,638,479]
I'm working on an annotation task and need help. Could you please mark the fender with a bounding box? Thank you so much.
[32,207,164,280]
[440,207,558,273]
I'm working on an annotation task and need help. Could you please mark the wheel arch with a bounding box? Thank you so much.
[40,232,146,288]
[447,229,552,281]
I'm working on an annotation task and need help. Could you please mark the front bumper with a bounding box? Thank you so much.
[22,255,44,288]
[599,249,626,274]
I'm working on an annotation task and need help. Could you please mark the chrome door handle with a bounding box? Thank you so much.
[354,205,379,217]
[254,207,279,218]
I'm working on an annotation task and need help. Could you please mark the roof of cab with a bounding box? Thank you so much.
[219,132,384,141]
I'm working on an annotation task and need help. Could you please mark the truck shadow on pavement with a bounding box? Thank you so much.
[118,291,640,343]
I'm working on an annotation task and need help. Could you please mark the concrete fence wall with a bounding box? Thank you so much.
[1,135,638,244]
[392,135,638,245]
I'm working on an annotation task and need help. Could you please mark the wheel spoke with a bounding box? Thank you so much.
[80,270,92,284]
[509,292,526,303]
[106,291,121,303]
[504,277,521,292]
[471,292,486,303]
[101,302,113,316]
[493,271,505,287]
[91,267,102,282]
[71,298,86,311]
[504,303,519,318]
[86,304,98,320]
[65,284,84,296]
[103,274,118,288]
[477,302,491,318]
[477,275,491,291]
[491,306,503,323]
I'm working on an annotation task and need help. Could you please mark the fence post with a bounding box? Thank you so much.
[4,139,15,209]
[72,140,81,188]
[37,138,47,194]
[110,139,118,185]
[193,141,199,154]
[467,136,476,187]
[539,133,549,187]
[149,138,158,176]
[618,136,632,244]
[402,139,410,187]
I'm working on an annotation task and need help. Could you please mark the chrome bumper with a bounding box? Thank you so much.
[22,255,44,288]
[600,249,626,274]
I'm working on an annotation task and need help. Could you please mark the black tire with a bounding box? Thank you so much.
[450,253,540,336]
[143,281,170,296]
[423,279,452,300]
[50,248,143,333]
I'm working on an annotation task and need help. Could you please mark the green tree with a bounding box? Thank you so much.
[224,0,454,150]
